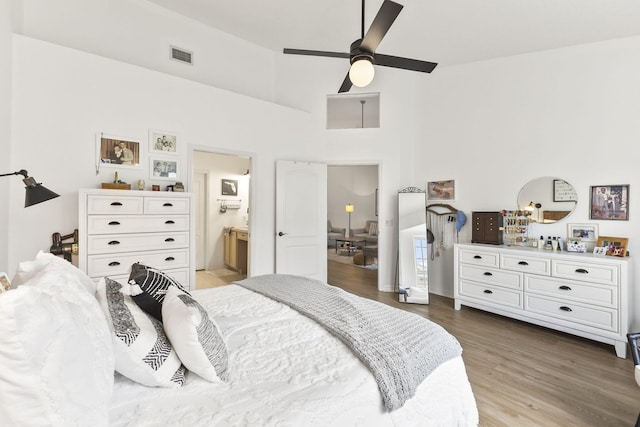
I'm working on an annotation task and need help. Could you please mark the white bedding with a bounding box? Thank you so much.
[109,285,478,426]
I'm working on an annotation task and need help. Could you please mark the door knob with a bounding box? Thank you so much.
[278,231,287,236]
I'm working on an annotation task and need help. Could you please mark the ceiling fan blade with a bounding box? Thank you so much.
[283,48,350,59]
[338,72,353,93]
[360,0,403,53]
[374,53,438,73]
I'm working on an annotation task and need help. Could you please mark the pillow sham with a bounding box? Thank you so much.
[0,285,114,426]
[162,286,229,383]
[128,262,190,321]
[96,277,186,388]
[12,250,96,294]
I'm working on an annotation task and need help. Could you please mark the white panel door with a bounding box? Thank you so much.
[275,160,327,282]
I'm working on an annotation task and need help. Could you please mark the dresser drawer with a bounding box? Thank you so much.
[501,254,550,275]
[87,195,143,214]
[87,231,189,254]
[524,275,617,308]
[552,260,619,286]
[91,268,189,288]
[459,264,522,290]
[144,197,190,214]
[87,249,190,277]
[459,279,523,309]
[525,294,618,332]
[458,249,499,268]
[87,215,189,234]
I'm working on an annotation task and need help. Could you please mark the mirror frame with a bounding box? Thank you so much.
[517,177,577,224]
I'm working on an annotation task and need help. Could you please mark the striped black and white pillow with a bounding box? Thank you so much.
[128,263,190,322]
[162,286,229,383]
[96,277,187,388]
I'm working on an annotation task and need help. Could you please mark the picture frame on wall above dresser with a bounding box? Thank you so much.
[427,180,455,201]
[589,184,629,220]
[150,157,179,181]
[149,129,178,155]
[96,133,142,170]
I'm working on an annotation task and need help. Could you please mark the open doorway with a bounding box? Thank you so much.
[192,150,251,289]
[327,164,379,290]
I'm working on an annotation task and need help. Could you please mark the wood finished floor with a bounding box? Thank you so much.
[328,260,639,427]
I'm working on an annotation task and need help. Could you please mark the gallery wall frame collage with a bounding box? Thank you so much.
[95,129,182,191]
[426,179,631,257]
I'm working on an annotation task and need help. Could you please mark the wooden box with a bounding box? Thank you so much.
[471,211,503,245]
[101,183,131,190]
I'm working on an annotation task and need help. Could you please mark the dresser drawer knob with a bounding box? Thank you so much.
[110,202,123,206]
[165,256,175,262]
[108,261,120,267]
[165,238,175,242]
[518,261,529,266]
[108,221,121,226]
[108,240,120,245]
[473,255,482,259]
[483,289,493,294]
[163,203,174,207]
[483,272,493,276]
[559,306,573,312]
[165,220,175,224]
[575,268,589,274]
[559,285,572,291]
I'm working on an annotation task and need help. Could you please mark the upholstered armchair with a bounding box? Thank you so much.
[350,220,378,244]
[327,220,346,247]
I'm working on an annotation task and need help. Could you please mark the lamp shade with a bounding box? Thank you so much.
[349,58,375,88]
[23,177,60,207]
[345,204,354,213]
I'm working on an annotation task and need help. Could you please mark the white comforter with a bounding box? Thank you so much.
[109,285,478,426]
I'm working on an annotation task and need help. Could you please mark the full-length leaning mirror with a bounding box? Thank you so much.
[398,187,429,304]
[517,177,577,223]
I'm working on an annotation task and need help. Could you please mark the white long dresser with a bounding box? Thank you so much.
[454,243,633,358]
[79,189,195,290]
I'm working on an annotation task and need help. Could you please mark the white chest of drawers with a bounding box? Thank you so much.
[454,243,633,358]
[79,189,195,290]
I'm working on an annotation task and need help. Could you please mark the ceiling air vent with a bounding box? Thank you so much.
[170,46,193,65]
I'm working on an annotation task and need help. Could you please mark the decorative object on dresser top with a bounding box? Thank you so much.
[454,243,633,358]
[0,254,478,426]
[78,188,195,290]
[595,236,629,257]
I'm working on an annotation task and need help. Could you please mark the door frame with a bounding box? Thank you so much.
[326,160,382,290]
[188,144,257,277]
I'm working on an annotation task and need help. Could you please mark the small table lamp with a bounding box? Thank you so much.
[0,169,60,207]
[345,203,354,238]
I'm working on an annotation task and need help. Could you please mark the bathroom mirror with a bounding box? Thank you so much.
[517,177,577,223]
[398,187,429,304]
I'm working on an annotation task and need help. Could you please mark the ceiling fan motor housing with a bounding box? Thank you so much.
[350,39,374,65]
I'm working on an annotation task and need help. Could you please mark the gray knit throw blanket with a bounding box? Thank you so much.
[235,274,462,411]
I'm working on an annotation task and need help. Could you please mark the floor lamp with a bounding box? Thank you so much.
[0,169,60,207]
[345,203,354,238]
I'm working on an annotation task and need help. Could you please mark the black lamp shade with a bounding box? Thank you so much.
[23,176,60,207]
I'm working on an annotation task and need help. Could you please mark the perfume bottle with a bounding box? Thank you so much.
[552,237,558,251]
[538,235,544,250]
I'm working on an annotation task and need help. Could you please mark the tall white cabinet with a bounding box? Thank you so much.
[454,243,633,358]
[79,189,195,290]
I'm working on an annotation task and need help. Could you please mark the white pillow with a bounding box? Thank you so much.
[0,286,114,426]
[162,286,229,383]
[13,251,96,295]
[96,277,187,388]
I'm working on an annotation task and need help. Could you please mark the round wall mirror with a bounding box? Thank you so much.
[517,177,577,224]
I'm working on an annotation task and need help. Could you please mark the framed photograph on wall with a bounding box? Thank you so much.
[96,133,141,169]
[595,236,629,257]
[567,223,598,243]
[589,185,629,220]
[150,157,179,180]
[427,180,455,201]
[221,178,238,196]
[149,129,178,155]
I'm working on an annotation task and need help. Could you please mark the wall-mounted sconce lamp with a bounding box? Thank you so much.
[0,169,60,207]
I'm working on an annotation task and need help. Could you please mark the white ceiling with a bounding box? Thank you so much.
[147,0,640,67]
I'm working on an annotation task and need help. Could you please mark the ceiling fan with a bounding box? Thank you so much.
[283,0,438,93]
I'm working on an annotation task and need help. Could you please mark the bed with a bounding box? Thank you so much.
[0,252,478,426]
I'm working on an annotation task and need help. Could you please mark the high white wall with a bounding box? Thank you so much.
[327,165,378,233]
[416,36,640,326]
[0,0,12,273]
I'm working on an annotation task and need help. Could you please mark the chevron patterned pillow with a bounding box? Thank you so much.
[96,277,187,388]
[128,263,190,322]
[162,286,229,383]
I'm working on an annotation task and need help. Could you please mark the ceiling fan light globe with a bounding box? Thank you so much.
[349,59,375,87]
